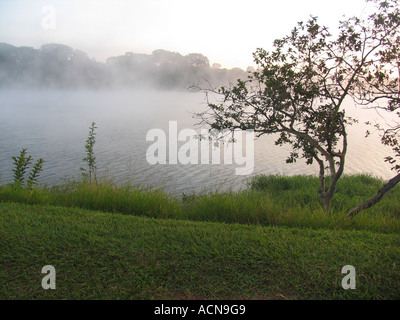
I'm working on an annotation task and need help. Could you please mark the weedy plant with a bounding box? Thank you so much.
[26,158,45,189]
[80,122,98,184]
[11,148,44,189]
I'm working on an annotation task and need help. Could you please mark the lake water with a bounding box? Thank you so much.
[0,89,396,196]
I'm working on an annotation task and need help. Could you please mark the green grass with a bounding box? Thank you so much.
[1,174,399,299]
[1,202,399,300]
[1,174,399,234]
[0,179,183,220]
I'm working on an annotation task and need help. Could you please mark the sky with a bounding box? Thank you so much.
[0,0,372,69]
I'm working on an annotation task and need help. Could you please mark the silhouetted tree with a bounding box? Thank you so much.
[196,0,400,212]
[0,43,247,90]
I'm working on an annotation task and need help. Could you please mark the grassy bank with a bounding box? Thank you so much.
[1,174,400,233]
[1,202,399,299]
[1,174,399,299]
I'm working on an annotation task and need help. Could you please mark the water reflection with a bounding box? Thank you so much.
[0,89,396,196]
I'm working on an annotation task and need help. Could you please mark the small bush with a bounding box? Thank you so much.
[11,148,44,189]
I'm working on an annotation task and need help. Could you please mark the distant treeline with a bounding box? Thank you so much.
[0,43,249,90]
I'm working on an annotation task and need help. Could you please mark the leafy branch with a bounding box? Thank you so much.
[80,122,98,184]
[11,148,44,189]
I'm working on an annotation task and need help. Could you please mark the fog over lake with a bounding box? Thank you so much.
[0,89,395,196]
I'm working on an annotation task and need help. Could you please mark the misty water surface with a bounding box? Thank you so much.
[0,89,395,196]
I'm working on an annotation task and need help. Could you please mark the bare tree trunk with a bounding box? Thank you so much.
[321,172,342,212]
[319,115,347,212]
[315,152,345,212]
[347,173,400,218]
